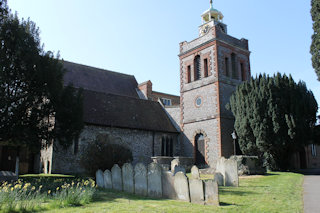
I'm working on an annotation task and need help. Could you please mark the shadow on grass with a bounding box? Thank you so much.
[92,188,166,203]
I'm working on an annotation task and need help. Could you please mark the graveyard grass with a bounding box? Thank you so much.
[43,172,303,213]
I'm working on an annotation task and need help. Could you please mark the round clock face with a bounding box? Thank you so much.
[195,97,202,107]
[202,25,209,34]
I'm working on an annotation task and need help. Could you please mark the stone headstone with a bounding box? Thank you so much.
[224,158,239,187]
[134,163,148,196]
[122,163,134,193]
[171,159,180,172]
[189,178,204,204]
[214,172,224,186]
[96,170,104,188]
[174,171,190,202]
[191,165,200,179]
[103,169,112,189]
[173,165,186,175]
[162,171,176,199]
[111,164,123,191]
[147,163,162,198]
[204,180,219,206]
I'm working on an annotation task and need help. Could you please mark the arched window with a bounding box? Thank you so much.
[240,62,246,81]
[231,53,238,79]
[194,55,201,81]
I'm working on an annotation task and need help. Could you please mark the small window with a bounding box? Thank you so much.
[204,58,209,77]
[161,98,172,106]
[225,57,229,77]
[187,65,191,83]
[194,55,201,81]
[311,144,317,157]
[231,53,238,79]
[240,62,246,81]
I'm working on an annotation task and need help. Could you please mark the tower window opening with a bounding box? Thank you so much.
[240,62,246,81]
[187,65,191,83]
[204,58,209,77]
[231,53,238,79]
[194,55,201,81]
[224,57,229,77]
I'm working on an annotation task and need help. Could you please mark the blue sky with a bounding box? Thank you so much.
[8,0,320,115]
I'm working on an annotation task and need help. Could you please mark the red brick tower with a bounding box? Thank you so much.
[179,1,251,167]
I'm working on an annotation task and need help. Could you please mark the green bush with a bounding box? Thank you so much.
[80,140,133,176]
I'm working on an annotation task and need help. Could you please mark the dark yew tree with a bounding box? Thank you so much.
[228,73,318,170]
[0,3,83,151]
[311,0,320,80]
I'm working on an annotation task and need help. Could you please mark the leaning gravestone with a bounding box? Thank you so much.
[122,163,134,193]
[147,163,162,198]
[96,170,104,188]
[191,165,200,179]
[224,158,239,187]
[103,169,112,189]
[111,164,123,191]
[134,163,148,196]
[204,180,219,206]
[162,171,176,199]
[171,159,180,173]
[173,165,186,175]
[174,171,190,202]
[189,178,204,204]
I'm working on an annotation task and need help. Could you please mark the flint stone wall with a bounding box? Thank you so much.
[52,125,178,174]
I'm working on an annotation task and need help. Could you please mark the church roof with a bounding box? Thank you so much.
[82,90,179,133]
[63,61,139,98]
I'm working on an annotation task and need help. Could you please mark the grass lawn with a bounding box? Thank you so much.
[42,172,303,213]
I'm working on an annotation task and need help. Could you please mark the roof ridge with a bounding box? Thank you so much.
[84,89,160,104]
[63,60,135,78]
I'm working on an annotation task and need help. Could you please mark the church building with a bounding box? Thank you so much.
[45,1,252,174]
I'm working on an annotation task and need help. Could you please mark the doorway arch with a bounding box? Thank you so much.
[193,130,208,166]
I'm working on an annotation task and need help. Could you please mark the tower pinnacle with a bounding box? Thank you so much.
[202,0,223,23]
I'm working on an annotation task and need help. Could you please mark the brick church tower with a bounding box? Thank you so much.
[179,1,251,167]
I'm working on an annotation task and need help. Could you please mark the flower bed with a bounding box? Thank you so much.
[0,175,96,212]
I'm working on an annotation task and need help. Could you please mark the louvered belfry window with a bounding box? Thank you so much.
[194,55,201,81]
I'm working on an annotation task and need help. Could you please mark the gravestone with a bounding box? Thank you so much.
[122,163,134,193]
[189,178,204,204]
[191,165,200,179]
[96,170,104,187]
[214,172,224,186]
[224,158,239,187]
[174,171,190,202]
[171,159,180,172]
[111,164,123,191]
[173,165,186,175]
[204,180,219,206]
[215,157,226,185]
[147,163,162,198]
[103,169,112,189]
[134,163,148,196]
[162,171,176,199]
